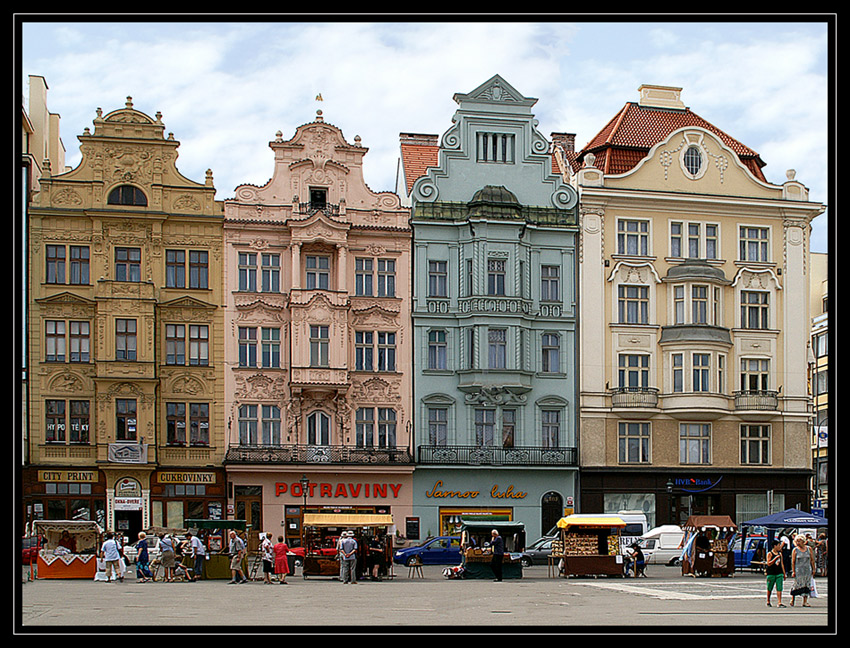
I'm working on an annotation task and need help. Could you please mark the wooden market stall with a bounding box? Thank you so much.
[184,519,249,579]
[459,519,525,579]
[301,513,395,580]
[34,520,103,579]
[680,515,737,577]
[552,515,626,577]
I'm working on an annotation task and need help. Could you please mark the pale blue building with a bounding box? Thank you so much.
[400,76,580,542]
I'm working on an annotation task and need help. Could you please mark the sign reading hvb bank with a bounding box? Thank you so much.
[673,476,722,493]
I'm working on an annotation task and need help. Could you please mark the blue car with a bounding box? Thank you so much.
[393,536,462,566]
[731,535,767,568]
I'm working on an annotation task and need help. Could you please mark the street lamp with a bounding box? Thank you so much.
[300,475,310,548]
[666,479,675,525]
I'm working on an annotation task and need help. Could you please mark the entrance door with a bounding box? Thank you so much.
[541,491,563,538]
[115,509,143,545]
[234,486,263,552]
[674,494,720,526]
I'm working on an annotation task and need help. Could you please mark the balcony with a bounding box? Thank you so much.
[417,445,577,467]
[610,386,659,408]
[734,390,779,411]
[224,444,413,465]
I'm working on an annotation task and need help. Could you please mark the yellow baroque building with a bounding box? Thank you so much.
[25,97,226,540]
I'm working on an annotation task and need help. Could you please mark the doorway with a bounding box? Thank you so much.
[115,509,143,544]
[674,493,720,526]
[541,491,563,538]
[234,486,263,552]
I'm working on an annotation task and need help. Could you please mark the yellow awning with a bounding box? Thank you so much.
[556,516,626,529]
[303,513,394,527]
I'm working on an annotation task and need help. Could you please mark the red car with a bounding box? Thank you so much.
[22,535,44,565]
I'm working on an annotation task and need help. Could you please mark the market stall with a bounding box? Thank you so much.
[552,515,626,577]
[184,519,249,579]
[33,520,103,579]
[680,515,737,577]
[301,513,395,580]
[457,519,525,579]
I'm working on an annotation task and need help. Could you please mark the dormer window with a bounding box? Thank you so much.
[107,185,147,206]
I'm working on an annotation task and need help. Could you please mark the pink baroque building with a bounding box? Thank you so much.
[222,111,413,551]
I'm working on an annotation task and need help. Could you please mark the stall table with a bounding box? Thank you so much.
[184,519,249,579]
[680,515,737,578]
[33,520,103,579]
[458,519,525,580]
[301,513,395,580]
[553,515,626,578]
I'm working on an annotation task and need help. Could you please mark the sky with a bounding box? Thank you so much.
[19,17,832,253]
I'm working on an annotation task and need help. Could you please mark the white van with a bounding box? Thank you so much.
[636,525,685,565]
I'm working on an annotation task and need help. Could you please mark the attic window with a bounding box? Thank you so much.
[683,146,702,176]
[477,132,515,163]
[108,185,147,206]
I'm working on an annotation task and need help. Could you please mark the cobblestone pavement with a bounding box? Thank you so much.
[18,565,832,633]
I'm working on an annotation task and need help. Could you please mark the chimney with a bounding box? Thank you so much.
[637,85,686,110]
[551,132,576,152]
[399,132,439,146]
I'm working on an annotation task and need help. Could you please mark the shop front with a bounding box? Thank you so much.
[579,468,813,529]
[411,467,576,543]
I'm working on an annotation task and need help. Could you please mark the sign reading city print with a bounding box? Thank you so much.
[38,470,97,483]
[424,480,528,500]
[274,481,403,499]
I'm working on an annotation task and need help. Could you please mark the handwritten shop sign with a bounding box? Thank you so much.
[425,480,527,500]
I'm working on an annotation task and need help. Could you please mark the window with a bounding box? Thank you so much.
[683,146,702,176]
[69,246,90,284]
[46,245,65,284]
[740,358,769,392]
[261,254,280,293]
[619,422,650,463]
[260,327,280,368]
[692,285,708,324]
[166,403,187,445]
[741,424,770,465]
[238,327,258,367]
[306,255,330,290]
[618,285,649,324]
[355,258,373,296]
[68,322,90,362]
[188,251,209,289]
[238,404,258,445]
[355,331,374,371]
[680,423,710,464]
[487,259,506,296]
[428,260,447,297]
[378,408,397,448]
[115,319,137,361]
[477,132,515,163]
[741,291,769,329]
[739,226,769,262]
[428,330,447,370]
[69,400,90,444]
[115,247,141,282]
[166,250,186,288]
[378,259,396,297]
[705,225,718,259]
[107,185,147,206]
[261,405,280,445]
[166,324,186,365]
[541,333,560,373]
[693,353,710,392]
[475,409,495,446]
[541,265,560,302]
[488,328,507,369]
[542,410,560,447]
[45,400,65,443]
[307,411,331,445]
[617,219,649,256]
[619,354,649,388]
[813,332,828,358]
[356,407,374,447]
[672,354,683,392]
[116,399,137,442]
[670,222,682,258]
[377,332,396,371]
[189,325,210,366]
[428,407,448,446]
[310,325,329,367]
[166,324,210,367]
[238,252,257,292]
[45,321,66,362]
[309,188,327,210]
[674,286,685,324]
[502,409,516,448]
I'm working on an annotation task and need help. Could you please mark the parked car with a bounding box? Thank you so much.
[731,535,767,569]
[520,536,554,567]
[636,525,685,565]
[22,535,44,565]
[393,536,462,566]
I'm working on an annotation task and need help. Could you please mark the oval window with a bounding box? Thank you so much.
[683,146,702,176]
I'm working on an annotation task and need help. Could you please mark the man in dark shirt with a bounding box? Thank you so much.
[490,530,505,582]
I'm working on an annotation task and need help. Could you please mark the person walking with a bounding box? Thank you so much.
[790,534,816,607]
[815,533,828,577]
[490,529,505,582]
[135,532,152,582]
[273,536,291,584]
[765,540,786,607]
[260,532,275,584]
[159,533,176,582]
[339,531,358,584]
[99,532,122,583]
[228,530,247,584]
[187,531,206,581]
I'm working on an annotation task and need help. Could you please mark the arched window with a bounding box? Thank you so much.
[307,411,331,446]
[107,185,147,206]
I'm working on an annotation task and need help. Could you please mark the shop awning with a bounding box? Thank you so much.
[303,513,394,527]
[556,516,626,529]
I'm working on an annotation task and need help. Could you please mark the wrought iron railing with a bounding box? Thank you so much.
[417,444,577,466]
[225,444,413,465]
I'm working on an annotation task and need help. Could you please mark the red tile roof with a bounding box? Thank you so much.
[399,133,440,194]
[573,102,766,182]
